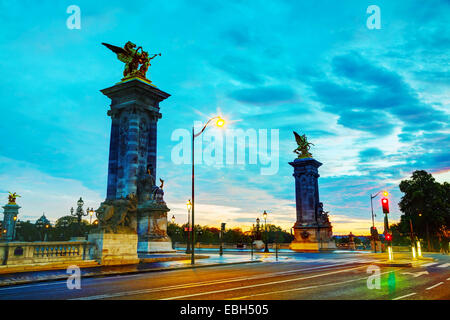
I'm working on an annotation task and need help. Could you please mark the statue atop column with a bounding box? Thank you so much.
[293,131,314,159]
[7,192,20,205]
[102,41,161,83]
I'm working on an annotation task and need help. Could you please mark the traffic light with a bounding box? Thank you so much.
[385,233,392,242]
[381,197,389,213]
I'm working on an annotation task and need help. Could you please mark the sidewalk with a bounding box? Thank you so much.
[0,253,261,287]
[368,252,436,267]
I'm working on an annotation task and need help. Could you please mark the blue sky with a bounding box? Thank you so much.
[0,0,448,234]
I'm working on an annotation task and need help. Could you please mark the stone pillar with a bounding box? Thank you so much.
[289,158,335,252]
[101,79,170,200]
[1,204,20,242]
[100,78,173,255]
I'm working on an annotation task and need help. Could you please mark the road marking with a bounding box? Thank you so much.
[231,270,396,300]
[160,265,367,300]
[72,262,361,300]
[392,292,416,300]
[401,271,429,278]
[437,263,450,268]
[425,282,444,290]
[0,280,67,291]
[421,262,438,267]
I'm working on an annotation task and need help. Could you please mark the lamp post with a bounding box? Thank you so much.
[196,228,203,249]
[173,228,180,250]
[263,210,269,253]
[36,216,50,241]
[13,219,22,241]
[70,197,88,236]
[220,222,226,256]
[191,116,225,265]
[186,199,192,254]
[407,213,418,259]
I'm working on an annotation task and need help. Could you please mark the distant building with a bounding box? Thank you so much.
[35,214,51,227]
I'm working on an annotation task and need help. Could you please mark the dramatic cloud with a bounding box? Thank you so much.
[0,0,448,234]
[228,86,298,105]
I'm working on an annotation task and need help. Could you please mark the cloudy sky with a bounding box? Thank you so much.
[0,0,448,234]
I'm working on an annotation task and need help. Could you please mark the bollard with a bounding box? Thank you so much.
[387,246,394,261]
[417,241,422,257]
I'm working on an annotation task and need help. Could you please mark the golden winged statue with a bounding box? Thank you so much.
[293,131,314,159]
[8,192,20,204]
[102,41,161,82]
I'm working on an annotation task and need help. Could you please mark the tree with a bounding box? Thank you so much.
[398,170,450,251]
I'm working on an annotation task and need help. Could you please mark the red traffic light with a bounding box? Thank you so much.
[381,197,389,213]
[385,233,392,241]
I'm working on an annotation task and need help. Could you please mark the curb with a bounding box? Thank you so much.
[0,260,262,288]
[374,262,413,267]
[417,257,435,261]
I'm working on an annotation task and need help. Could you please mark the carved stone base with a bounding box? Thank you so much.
[88,232,139,266]
[290,225,336,252]
[137,202,175,253]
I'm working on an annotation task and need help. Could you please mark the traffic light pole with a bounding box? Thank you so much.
[384,212,394,261]
[409,215,417,259]
[370,192,381,253]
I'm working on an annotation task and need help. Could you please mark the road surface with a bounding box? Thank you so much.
[0,252,448,300]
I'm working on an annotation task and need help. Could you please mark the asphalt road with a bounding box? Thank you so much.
[0,252,448,300]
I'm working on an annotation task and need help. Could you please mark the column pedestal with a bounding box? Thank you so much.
[1,204,20,242]
[137,202,174,253]
[88,231,139,266]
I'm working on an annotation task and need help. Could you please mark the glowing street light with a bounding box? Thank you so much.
[171,215,175,224]
[216,117,225,127]
[87,207,95,224]
[190,116,226,265]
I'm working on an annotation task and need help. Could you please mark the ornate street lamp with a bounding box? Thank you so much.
[263,210,269,252]
[36,213,50,241]
[191,116,225,264]
[171,215,175,224]
[70,197,88,236]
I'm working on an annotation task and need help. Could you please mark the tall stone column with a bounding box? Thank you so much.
[101,79,170,199]
[2,203,20,242]
[289,158,335,252]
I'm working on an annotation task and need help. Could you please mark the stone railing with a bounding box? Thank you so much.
[0,241,92,266]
